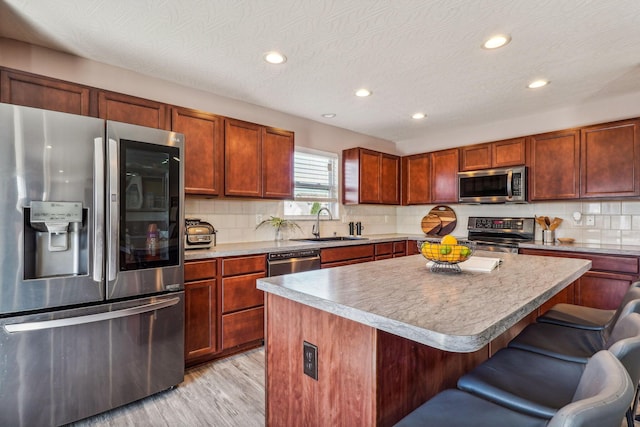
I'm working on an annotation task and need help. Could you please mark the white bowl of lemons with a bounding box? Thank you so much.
[418,235,475,273]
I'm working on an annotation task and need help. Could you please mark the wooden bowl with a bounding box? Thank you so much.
[557,237,575,244]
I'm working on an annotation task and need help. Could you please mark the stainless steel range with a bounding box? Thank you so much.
[467,216,535,253]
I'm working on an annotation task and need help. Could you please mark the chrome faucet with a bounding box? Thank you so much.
[312,207,333,238]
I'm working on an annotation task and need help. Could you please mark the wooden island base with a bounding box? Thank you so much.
[265,293,536,427]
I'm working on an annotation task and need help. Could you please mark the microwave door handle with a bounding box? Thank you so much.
[107,137,118,282]
[506,170,513,199]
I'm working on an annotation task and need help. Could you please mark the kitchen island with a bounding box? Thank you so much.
[257,252,591,426]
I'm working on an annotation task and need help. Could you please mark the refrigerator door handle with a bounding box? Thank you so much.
[93,137,105,283]
[107,137,119,282]
[3,296,181,333]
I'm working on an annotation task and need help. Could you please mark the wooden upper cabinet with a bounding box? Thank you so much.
[262,127,294,199]
[171,107,224,196]
[0,69,92,115]
[460,137,525,171]
[401,153,431,205]
[380,153,400,204]
[493,137,526,168]
[225,118,263,197]
[430,148,459,203]
[342,147,400,205]
[527,129,580,201]
[580,119,640,198]
[98,91,168,129]
[224,119,294,199]
[460,143,491,171]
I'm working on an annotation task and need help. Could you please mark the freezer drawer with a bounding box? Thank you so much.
[0,292,185,427]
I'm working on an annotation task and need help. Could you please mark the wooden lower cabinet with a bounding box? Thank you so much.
[519,248,639,310]
[184,259,218,366]
[321,244,374,268]
[222,307,265,349]
[220,254,267,351]
[374,241,407,260]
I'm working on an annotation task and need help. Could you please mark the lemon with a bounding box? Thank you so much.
[421,242,439,259]
[441,235,458,245]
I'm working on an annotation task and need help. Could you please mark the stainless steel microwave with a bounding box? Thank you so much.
[458,166,527,203]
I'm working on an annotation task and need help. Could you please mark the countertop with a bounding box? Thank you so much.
[184,233,420,260]
[256,251,591,353]
[185,233,640,260]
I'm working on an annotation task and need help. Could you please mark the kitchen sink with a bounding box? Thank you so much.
[290,236,369,242]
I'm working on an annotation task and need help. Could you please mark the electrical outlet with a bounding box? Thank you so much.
[585,215,595,226]
[303,341,318,380]
[256,214,263,225]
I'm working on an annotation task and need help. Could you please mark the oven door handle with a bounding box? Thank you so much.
[3,297,180,333]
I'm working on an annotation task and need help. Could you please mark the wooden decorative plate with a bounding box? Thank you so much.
[421,205,457,236]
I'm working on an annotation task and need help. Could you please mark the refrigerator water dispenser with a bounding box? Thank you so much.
[25,201,87,279]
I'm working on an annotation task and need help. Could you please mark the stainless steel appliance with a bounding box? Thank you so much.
[458,166,527,204]
[0,103,185,426]
[268,249,321,276]
[467,216,535,253]
[185,218,217,249]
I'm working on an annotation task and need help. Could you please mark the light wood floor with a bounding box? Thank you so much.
[67,348,265,427]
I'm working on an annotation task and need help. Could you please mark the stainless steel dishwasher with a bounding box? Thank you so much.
[268,249,321,276]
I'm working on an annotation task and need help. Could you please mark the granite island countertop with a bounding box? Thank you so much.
[257,251,591,353]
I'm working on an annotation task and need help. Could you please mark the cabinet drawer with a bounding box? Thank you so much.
[519,249,639,274]
[221,272,265,313]
[221,255,266,277]
[375,242,393,256]
[221,307,264,349]
[393,241,407,255]
[321,244,374,264]
[185,259,217,282]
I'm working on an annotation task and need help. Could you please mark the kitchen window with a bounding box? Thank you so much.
[284,148,339,219]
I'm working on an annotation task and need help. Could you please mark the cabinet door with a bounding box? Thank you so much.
[0,69,91,115]
[98,91,168,129]
[493,137,526,168]
[430,148,459,203]
[575,272,634,309]
[225,119,263,197]
[359,149,381,203]
[222,307,264,350]
[527,130,580,200]
[460,143,491,171]
[262,127,294,199]
[580,120,640,198]
[402,153,431,205]
[380,153,400,204]
[185,279,218,361]
[171,107,223,195]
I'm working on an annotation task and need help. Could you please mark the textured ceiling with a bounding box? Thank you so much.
[1,0,640,145]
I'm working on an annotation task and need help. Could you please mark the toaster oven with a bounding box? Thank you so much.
[185,219,216,249]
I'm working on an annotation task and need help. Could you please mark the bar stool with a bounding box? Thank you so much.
[508,299,640,363]
[537,283,640,330]
[394,350,634,427]
[457,313,640,427]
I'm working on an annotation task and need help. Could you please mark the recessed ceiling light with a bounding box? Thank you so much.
[528,79,550,89]
[264,51,287,64]
[411,112,426,120]
[322,113,336,118]
[482,34,511,49]
[355,88,372,97]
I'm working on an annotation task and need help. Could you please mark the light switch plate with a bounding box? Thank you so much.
[585,215,595,226]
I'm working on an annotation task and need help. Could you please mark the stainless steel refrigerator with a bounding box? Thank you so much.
[0,103,185,426]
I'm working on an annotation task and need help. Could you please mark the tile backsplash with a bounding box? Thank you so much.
[186,197,640,246]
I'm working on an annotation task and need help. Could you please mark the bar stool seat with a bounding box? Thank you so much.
[459,313,640,427]
[395,350,634,427]
[394,389,549,427]
[509,299,640,363]
[537,284,640,331]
